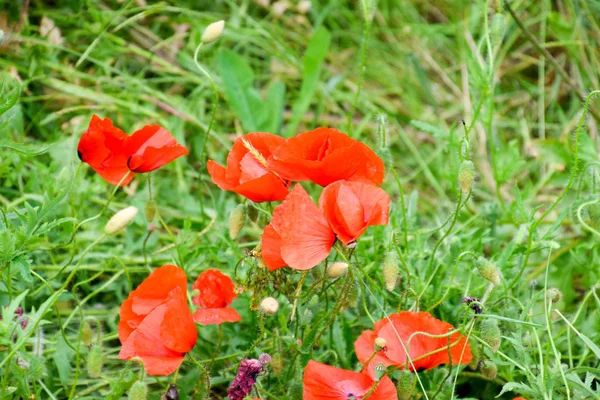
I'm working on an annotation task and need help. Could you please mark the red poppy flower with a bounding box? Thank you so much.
[267,127,384,187]
[118,265,197,376]
[261,184,335,271]
[303,360,397,400]
[354,312,472,372]
[192,269,241,325]
[207,132,289,202]
[78,115,188,185]
[319,180,390,245]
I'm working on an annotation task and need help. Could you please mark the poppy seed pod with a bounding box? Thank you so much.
[374,337,387,351]
[87,345,103,378]
[260,297,279,314]
[458,160,475,194]
[229,204,246,239]
[397,370,414,400]
[104,206,138,234]
[481,360,498,379]
[480,319,501,353]
[476,257,501,286]
[326,262,348,279]
[201,20,225,44]
[128,380,147,400]
[382,251,399,291]
[546,288,563,304]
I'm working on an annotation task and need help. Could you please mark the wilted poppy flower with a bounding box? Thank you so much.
[303,360,397,400]
[78,115,188,185]
[319,180,390,245]
[354,312,472,372]
[227,354,270,400]
[118,265,197,376]
[261,184,335,271]
[267,127,384,187]
[207,132,289,202]
[192,269,241,325]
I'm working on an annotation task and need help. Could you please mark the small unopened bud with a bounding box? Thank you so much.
[515,223,528,245]
[144,200,157,222]
[347,283,359,308]
[201,20,225,44]
[480,319,501,353]
[259,353,272,365]
[546,288,562,304]
[376,147,392,167]
[374,337,387,351]
[247,203,259,222]
[162,384,179,400]
[87,345,103,378]
[297,1,311,13]
[490,13,506,50]
[397,370,414,400]
[468,344,480,370]
[458,160,475,194]
[229,204,247,239]
[481,360,497,379]
[260,297,279,314]
[82,321,93,347]
[128,380,147,400]
[104,206,138,235]
[476,257,501,286]
[326,262,348,279]
[382,251,399,291]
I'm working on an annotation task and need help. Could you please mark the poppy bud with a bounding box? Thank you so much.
[546,288,562,304]
[480,319,501,353]
[260,297,279,314]
[382,251,399,291]
[82,321,93,347]
[347,282,359,308]
[376,147,392,167]
[201,20,225,44]
[515,223,528,245]
[128,380,147,400]
[326,262,348,279]
[162,384,179,400]
[481,360,497,379]
[229,204,247,239]
[458,160,475,194]
[490,13,506,50]
[144,200,157,222]
[476,257,501,286]
[270,354,284,374]
[246,203,259,222]
[87,345,103,378]
[297,0,311,13]
[104,206,138,235]
[373,362,386,380]
[374,337,387,351]
[468,344,480,370]
[397,370,413,400]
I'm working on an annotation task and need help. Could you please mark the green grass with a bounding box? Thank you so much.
[1,0,600,399]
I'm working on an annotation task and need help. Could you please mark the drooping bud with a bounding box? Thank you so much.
[82,321,93,347]
[144,200,157,222]
[374,337,387,351]
[260,297,279,315]
[397,370,414,400]
[270,354,284,374]
[546,288,563,304]
[458,160,475,194]
[481,360,497,379]
[104,206,138,235]
[162,384,179,400]
[128,380,147,400]
[480,319,501,353]
[246,203,259,222]
[229,204,246,239]
[201,20,225,44]
[382,251,399,291]
[476,257,501,286]
[326,262,348,279]
[87,345,103,378]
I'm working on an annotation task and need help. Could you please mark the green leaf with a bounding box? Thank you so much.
[0,75,21,118]
[410,120,447,139]
[263,81,286,133]
[286,27,331,136]
[0,138,53,156]
[10,256,33,284]
[53,334,76,388]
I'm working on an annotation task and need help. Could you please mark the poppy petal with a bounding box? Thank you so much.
[126,125,188,172]
[139,355,185,377]
[234,173,289,202]
[261,223,286,270]
[160,287,197,353]
[193,308,242,325]
[207,160,234,191]
[192,269,237,308]
[118,296,144,344]
[131,264,188,315]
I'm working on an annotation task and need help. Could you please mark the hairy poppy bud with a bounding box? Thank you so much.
[382,251,399,291]
[376,147,392,167]
[515,223,528,245]
[229,204,246,239]
[546,288,563,304]
[458,160,475,194]
[201,20,225,44]
[397,370,413,400]
[374,337,387,351]
[260,297,279,314]
[144,200,157,222]
[162,384,179,400]
[270,354,284,374]
[490,13,506,50]
[246,203,259,222]
[476,257,501,286]
[104,206,138,235]
[347,282,359,308]
[481,360,497,379]
[87,345,103,378]
[128,380,147,400]
[326,262,348,279]
[480,319,501,353]
[468,344,480,370]
[82,321,93,347]
[297,0,311,13]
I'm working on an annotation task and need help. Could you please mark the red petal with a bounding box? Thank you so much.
[131,264,188,315]
[193,308,241,325]
[261,223,286,270]
[207,160,234,191]
[234,173,289,202]
[126,125,188,172]
[139,355,185,376]
[118,296,144,345]
[160,287,197,353]
[192,269,237,308]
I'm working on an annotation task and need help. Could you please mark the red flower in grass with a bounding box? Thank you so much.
[303,360,397,400]
[319,180,390,245]
[268,127,384,187]
[261,184,335,271]
[78,115,188,185]
[207,132,289,202]
[118,265,197,376]
[192,269,241,325]
[354,312,472,373]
